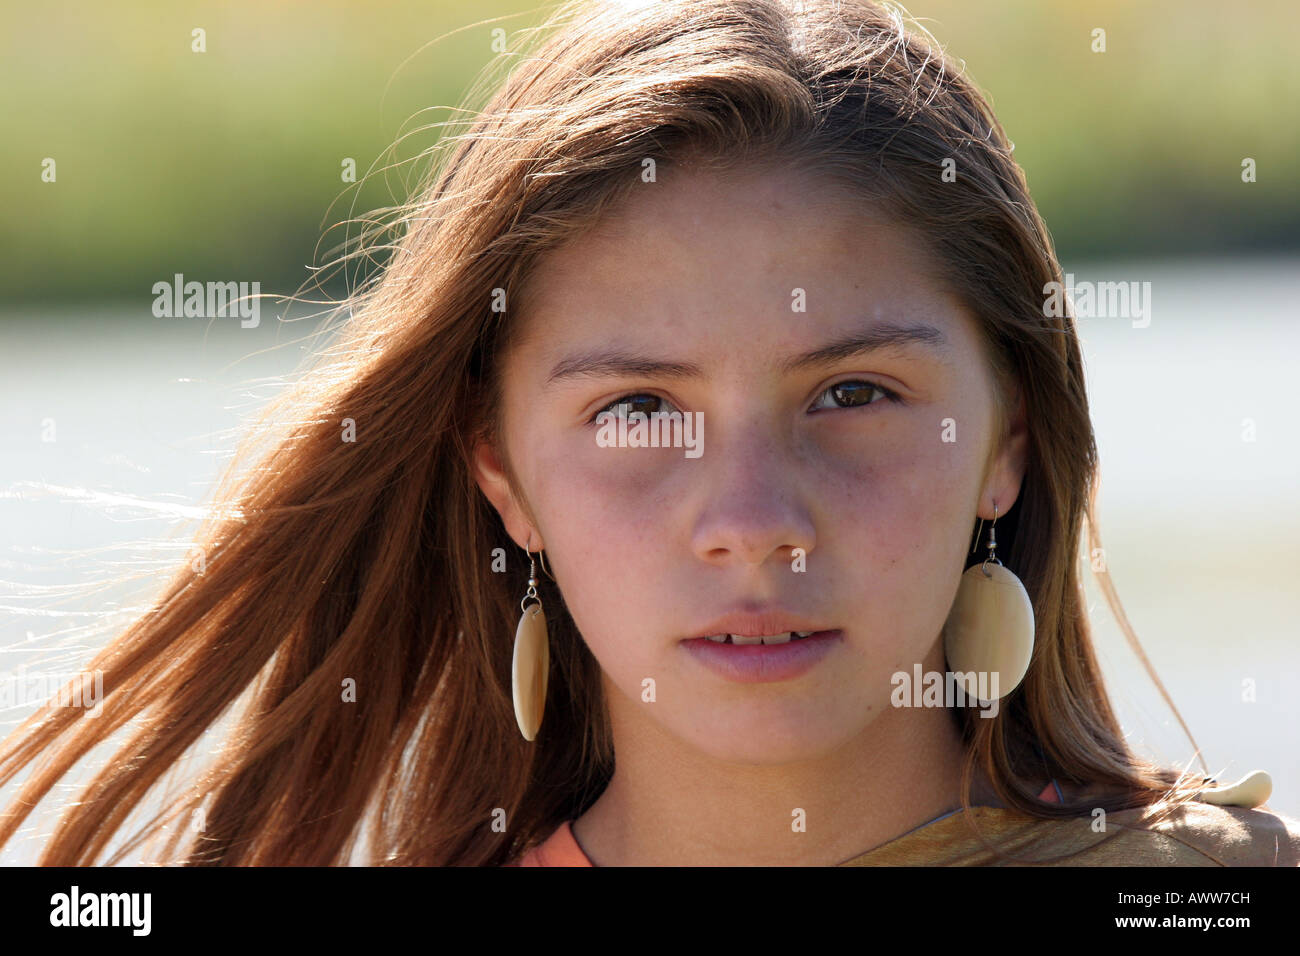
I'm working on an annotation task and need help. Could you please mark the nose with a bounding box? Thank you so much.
[689,420,817,568]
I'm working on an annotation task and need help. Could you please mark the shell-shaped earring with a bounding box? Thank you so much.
[1197,769,1272,809]
[943,502,1035,704]
[512,544,549,741]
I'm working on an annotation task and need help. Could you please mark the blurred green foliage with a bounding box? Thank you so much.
[3,0,1296,305]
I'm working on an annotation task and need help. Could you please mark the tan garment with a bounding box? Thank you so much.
[838,801,1300,866]
[513,800,1300,866]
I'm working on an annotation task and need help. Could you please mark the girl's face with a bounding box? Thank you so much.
[474,163,1027,764]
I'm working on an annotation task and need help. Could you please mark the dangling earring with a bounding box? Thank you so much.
[512,543,549,741]
[942,501,1035,704]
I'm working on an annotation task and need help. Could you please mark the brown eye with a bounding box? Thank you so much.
[810,380,900,412]
[618,395,661,416]
[591,392,680,423]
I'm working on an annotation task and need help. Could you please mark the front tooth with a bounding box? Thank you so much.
[726,633,797,645]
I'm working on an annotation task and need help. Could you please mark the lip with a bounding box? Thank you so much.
[679,628,843,683]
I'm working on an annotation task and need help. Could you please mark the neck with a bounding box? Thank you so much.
[572,643,998,866]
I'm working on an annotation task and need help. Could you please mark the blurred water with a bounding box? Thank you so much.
[1,255,1297,864]
[1066,254,1300,825]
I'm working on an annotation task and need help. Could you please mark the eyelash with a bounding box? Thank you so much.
[587,379,903,424]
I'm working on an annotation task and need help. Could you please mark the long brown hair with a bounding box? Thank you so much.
[0,0,1212,865]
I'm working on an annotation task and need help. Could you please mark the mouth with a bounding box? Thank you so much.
[685,609,833,644]
[679,629,843,683]
[696,631,818,645]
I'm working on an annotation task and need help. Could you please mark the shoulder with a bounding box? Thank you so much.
[842,800,1300,867]
[1102,801,1300,867]
[989,799,1300,867]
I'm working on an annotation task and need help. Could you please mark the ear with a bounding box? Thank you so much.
[979,384,1029,520]
[471,436,543,552]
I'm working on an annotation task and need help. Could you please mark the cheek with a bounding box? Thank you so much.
[815,409,985,538]
[532,429,681,550]
[813,413,986,650]
[522,438,670,658]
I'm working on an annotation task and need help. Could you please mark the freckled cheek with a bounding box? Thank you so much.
[814,428,979,581]
[544,436,680,514]
[527,453,664,678]
[528,442,672,570]
[817,418,973,493]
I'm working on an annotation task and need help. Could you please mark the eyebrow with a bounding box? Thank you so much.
[544,320,949,386]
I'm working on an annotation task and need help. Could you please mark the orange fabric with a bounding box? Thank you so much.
[513,819,592,867]
[512,780,1062,866]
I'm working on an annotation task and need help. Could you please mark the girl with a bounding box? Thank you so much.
[1,0,1294,866]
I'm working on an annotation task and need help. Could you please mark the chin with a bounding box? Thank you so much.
[674,711,855,765]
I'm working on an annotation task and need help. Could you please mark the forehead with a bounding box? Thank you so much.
[511,162,978,361]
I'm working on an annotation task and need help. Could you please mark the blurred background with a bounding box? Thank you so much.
[2,0,1297,862]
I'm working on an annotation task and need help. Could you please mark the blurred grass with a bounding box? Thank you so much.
[2,0,1297,305]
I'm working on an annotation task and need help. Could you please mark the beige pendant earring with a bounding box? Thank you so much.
[512,544,549,741]
[943,502,1035,704]
[1197,769,1272,809]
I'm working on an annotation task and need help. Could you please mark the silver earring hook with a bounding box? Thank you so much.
[979,501,1003,576]
[971,500,997,554]
[520,545,541,613]
[522,538,555,582]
